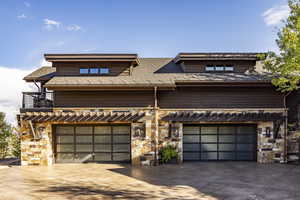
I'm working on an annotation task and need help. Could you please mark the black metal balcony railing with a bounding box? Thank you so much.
[22,92,53,110]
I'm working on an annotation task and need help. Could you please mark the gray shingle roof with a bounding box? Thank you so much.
[28,58,271,88]
[24,67,56,81]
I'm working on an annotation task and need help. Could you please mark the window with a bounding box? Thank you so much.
[215,66,224,71]
[225,66,234,71]
[205,65,234,72]
[205,66,215,71]
[80,68,89,74]
[100,68,109,74]
[90,68,99,74]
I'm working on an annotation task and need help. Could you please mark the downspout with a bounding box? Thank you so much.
[283,91,291,163]
[154,86,159,165]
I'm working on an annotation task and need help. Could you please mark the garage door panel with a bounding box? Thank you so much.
[201,152,218,160]
[201,135,217,143]
[183,135,200,143]
[57,144,74,152]
[183,152,200,160]
[219,144,235,151]
[94,153,112,161]
[201,143,217,151]
[55,125,131,163]
[183,124,257,161]
[183,143,200,151]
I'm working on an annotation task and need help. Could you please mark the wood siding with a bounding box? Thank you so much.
[181,60,257,73]
[53,62,131,76]
[287,91,300,123]
[158,87,284,108]
[53,87,284,109]
[54,91,154,107]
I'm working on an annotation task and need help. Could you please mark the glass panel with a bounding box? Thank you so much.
[94,153,111,161]
[100,68,109,74]
[94,126,111,134]
[205,66,215,71]
[113,126,130,134]
[237,152,254,160]
[237,144,254,151]
[215,66,224,71]
[74,153,93,161]
[219,126,235,134]
[183,152,200,160]
[201,135,217,142]
[237,135,254,143]
[237,126,256,134]
[80,68,89,74]
[183,135,200,143]
[95,135,111,143]
[75,126,93,134]
[113,135,130,143]
[219,152,235,160]
[183,126,200,135]
[201,143,217,151]
[113,144,130,152]
[225,66,234,71]
[90,68,99,74]
[94,144,111,152]
[201,152,217,160]
[57,144,74,152]
[76,144,92,152]
[113,153,130,161]
[183,144,200,152]
[76,136,92,143]
[219,144,235,151]
[219,135,235,143]
[56,135,73,143]
[56,126,74,134]
[56,153,73,162]
[201,127,218,134]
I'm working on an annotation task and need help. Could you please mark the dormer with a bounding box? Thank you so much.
[45,53,139,76]
[174,53,261,73]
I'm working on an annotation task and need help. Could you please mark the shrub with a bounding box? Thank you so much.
[160,145,178,164]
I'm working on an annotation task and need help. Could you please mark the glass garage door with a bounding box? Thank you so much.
[55,125,131,163]
[183,124,257,161]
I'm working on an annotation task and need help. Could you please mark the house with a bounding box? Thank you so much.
[19,52,293,166]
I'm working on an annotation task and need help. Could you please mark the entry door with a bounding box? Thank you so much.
[183,124,257,161]
[55,125,131,163]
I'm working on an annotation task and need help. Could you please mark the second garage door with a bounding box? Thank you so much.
[183,124,257,161]
[55,125,131,163]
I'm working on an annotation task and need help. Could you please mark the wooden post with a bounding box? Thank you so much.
[154,87,159,165]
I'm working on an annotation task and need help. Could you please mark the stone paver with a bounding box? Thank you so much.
[0,162,299,200]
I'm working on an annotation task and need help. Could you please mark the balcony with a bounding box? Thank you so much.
[21,92,53,112]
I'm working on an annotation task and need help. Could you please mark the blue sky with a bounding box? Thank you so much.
[0,0,291,124]
[0,0,289,69]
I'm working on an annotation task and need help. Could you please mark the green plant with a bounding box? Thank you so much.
[0,112,12,159]
[10,132,21,158]
[160,145,178,163]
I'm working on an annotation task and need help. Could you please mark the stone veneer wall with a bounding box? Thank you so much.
[20,109,285,165]
[21,122,54,166]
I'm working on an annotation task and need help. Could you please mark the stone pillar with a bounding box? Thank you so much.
[21,122,54,166]
[257,121,284,163]
[131,120,152,166]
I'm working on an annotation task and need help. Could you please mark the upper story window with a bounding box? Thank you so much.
[79,67,110,75]
[80,68,89,74]
[100,68,109,74]
[205,65,234,72]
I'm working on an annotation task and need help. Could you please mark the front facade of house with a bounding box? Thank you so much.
[19,53,293,166]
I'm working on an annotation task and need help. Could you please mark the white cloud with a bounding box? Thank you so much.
[44,18,61,30]
[40,59,52,66]
[24,1,31,7]
[262,5,290,26]
[17,14,27,19]
[67,24,82,31]
[0,66,36,125]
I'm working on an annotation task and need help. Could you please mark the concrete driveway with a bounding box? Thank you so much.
[0,162,299,200]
